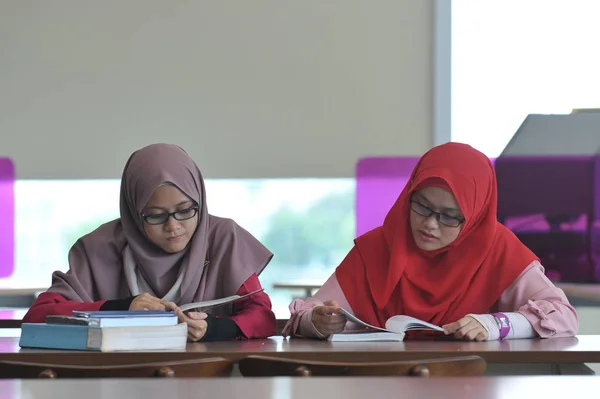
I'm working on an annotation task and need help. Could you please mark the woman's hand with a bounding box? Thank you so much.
[129,293,178,312]
[176,309,209,342]
[311,300,347,336]
[442,316,488,341]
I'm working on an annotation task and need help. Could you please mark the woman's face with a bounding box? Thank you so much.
[141,184,199,253]
[409,186,464,251]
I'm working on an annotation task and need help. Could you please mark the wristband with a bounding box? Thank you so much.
[491,312,511,340]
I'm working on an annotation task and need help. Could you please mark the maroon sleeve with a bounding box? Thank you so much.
[22,292,107,323]
[229,273,277,339]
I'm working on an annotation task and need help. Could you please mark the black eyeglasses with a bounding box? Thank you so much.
[410,200,464,228]
[141,206,199,225]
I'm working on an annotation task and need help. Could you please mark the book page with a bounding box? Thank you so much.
[328,331,404,342]
[338,308,391,333]
[385,315,444,333]
[178,288,264,312]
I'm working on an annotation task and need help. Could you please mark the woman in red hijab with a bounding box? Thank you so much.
[283,143,578,341]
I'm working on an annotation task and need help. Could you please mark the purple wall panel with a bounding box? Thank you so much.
[0,158,15,278]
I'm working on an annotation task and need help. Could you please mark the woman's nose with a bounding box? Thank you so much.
[422,214,439,229]
[164,216,181,231]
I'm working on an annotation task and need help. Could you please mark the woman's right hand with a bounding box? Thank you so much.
[311,300,347,336]
[129,293,178,311]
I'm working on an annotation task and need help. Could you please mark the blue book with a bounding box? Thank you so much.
[19,322,187,351]
[20,323,93,351]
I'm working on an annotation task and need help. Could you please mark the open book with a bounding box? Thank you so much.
[177,288,265,312]
[328,308,444,342]
[69,288,265,320]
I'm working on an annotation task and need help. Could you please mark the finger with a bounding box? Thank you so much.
[160,300,179,312]
[466,316,486,330]
[176,309,190,323]
[442,322,459,335]
[140,293,162,302]
[318,314,346,323]
[475,331,488,342]
[315,318,347,332]
[187,312,208,320]
[188,329,202,342]
[188,322,208,341]
[322,300,340,307]
[134,301,166,311]
[139,301,166,311]
[454,323,478,339]
[177,310,207,330]
[464,327,483,341]
[444,317,471,334]
[320,322,347,335]
[315,305,342,316]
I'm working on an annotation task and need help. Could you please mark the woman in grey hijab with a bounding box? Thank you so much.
[23,144,277,341]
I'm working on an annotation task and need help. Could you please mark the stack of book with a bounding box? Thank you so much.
[19,310,187,351]
[19,288,266,351]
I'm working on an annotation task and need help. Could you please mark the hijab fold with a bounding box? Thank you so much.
[49,144,272,313]
[336,143,538,326]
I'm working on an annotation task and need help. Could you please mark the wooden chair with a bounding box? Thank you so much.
[238,355,486,377]
[0,357,233,379]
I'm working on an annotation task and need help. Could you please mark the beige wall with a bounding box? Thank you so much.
[0,0,435,179]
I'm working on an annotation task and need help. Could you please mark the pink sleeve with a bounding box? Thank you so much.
[497,261,579,338]
[281,272,356,338]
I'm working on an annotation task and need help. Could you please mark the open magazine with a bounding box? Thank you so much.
[328,308,444,342]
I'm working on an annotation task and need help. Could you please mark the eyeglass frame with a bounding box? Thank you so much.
[409,198,465,228]
[141,205,199,225]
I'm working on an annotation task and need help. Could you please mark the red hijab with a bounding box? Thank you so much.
[337,142,538,327]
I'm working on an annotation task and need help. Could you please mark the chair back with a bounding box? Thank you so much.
[0,357,233,379]
[238,355,486,377]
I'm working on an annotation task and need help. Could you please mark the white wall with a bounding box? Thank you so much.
[0,0,435,179]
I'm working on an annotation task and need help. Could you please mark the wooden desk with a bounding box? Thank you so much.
[0,334,599,370]
[557,283,600,302]
[0,287,45,308]
[272,281,323,298]
[2,376,600,399]
[273,280,600,305]
[0,287,46,297]
[0,308,27,329]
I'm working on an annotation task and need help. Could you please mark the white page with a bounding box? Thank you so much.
[385,315,444,332]
[338,308,391,333]
[179,288,264,312]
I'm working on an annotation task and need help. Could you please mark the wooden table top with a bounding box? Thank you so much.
[2,376,600,399]
[1,332,599,365]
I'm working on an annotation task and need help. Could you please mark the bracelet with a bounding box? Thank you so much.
[491,312,511,340]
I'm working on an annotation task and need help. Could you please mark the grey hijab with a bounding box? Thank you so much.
[48,144,273,311]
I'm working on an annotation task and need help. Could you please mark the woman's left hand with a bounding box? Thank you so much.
[442,316,488,341]
[176,309,209,342]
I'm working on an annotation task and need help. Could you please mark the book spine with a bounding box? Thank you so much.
[19,324,92,350]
